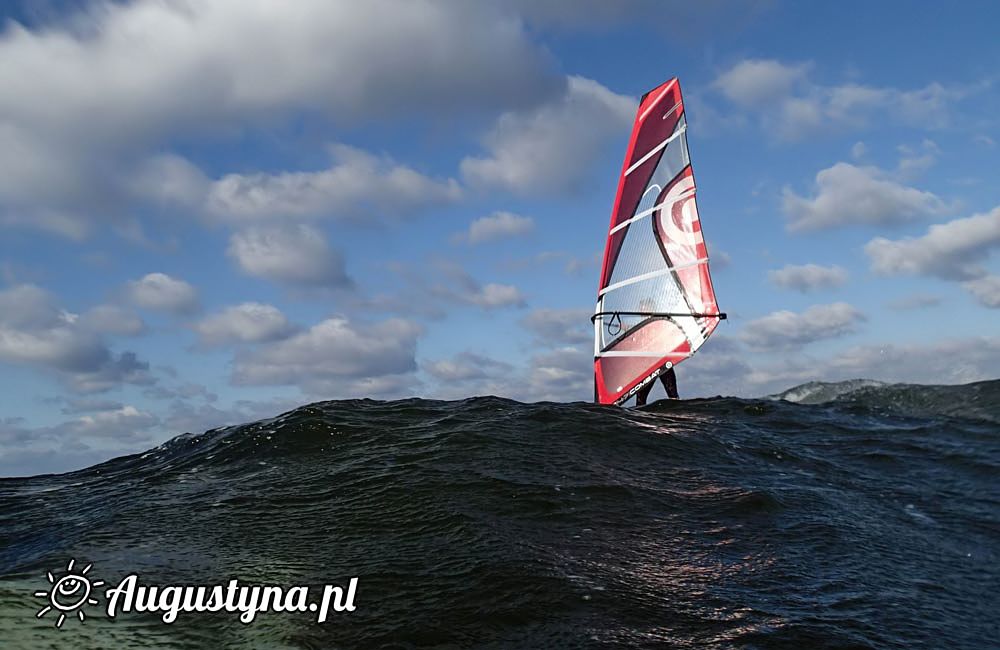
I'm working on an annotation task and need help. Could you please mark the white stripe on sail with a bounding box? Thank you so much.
[598,258,708,296]
[637,78,677,122]
[609,187,697,235]
[596,351,692,358]
[660,100,683,121]
[624,124,686,176]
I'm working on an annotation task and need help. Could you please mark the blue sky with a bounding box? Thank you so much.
[1,0,999,476]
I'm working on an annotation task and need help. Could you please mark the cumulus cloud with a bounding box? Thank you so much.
[710,58,978,139]
[865,206,1000,282]
[125,273,199,314]
[0,284,152,390]
[714,59,811,107]
[464,284,526,309]
[205,144,461,222]
[740,303,865,349]
[143,381,218,403]
[72,405,158,438]
[430,261,526,310]
[823,337,1000,387]
[195,303,296,347]
[461,76,634,195]
[60,398,125,415]
[68,351,156,394]
[160,396,303,436]
[232,316,422,396]
[0,0,560,235]
[521,308,592,345]
[521,346,592,402]
[894,139,940,181]
[457,212,535,244]
[79,304,146,336]
[783,162,950,231]
[424,351,514,383]
[227,225,352,289]
[768,264,848,292]
[962,275,1000,308]
[887,293,942,311]
[0,400,164,476]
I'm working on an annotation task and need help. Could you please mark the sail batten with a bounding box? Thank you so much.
[593,78,724,405]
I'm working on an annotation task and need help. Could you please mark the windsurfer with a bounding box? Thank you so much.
[633,298,679,405]
[635,365,678,406]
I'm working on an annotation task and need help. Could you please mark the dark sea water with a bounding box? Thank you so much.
[1,379,998,649]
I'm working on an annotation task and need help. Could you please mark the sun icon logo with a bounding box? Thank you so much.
[34,558,104,628]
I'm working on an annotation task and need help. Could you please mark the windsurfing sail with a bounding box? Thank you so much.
[593,78,725,405]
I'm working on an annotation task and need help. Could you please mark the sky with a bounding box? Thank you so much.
[1,0,999,476]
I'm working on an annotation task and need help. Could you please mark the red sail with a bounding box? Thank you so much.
[593,78,723,405]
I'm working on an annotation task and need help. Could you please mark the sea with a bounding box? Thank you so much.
[0,379,997,649]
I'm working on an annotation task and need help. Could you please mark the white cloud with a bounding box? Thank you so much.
[129,153,211,207]
[72,405,158,438]
[458,211,535,244]
[865,206,1000,282]
[963,275,1000,308]
[865,208,1000,309]
[713,59,811,107]
[430,261,526,310]
[67,351,156,395]
[143,381,218,403]
[79,305,146,336]
[465,283,526,309]
[887,293,942,311]
[851,141,867,159]
[710,58,977,139]
[823,337,1000,387]
[232,316,422,395]
[895,139,939,179]
[125,273,199,314]
[0,283,63,329]
[740,303,865,349]
[195,303,295,347]
[205,144,461,222]
[227,225,352,288]
[461,76,634,195]
[357,257,529,319]
[783,162,949,231]
[521,308,592,345]
[584,330,1000,400]
[160,396,302,437]
[0,284,154,393]
[424,351,513,383]
[0,0,560,235]
[0,405,160,477]
[768,264,848,292]
[521,346,592,402]
[60,398,125,415]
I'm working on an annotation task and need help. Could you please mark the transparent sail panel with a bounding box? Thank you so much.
[606,115,690,291]
[647,115,689,192]
[598,273,688,350]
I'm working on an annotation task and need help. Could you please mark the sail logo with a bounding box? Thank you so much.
[33,559,359,627]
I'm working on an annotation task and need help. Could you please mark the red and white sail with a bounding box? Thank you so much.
[593,78,724,405]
